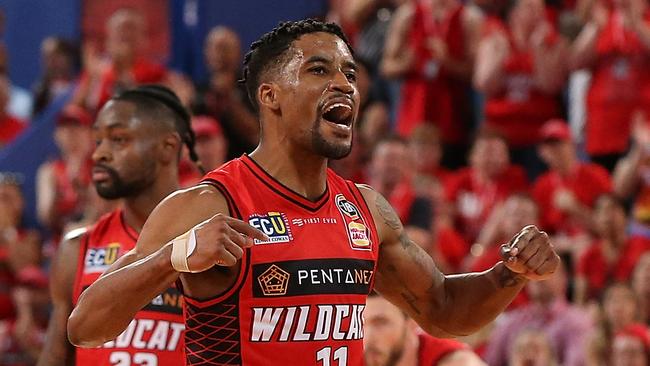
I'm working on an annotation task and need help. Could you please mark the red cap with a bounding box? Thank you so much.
[16,266,49,289]
[192,115,222,139]
[540,119,572,142]
[57,104,92,127]
[616,324,650,350]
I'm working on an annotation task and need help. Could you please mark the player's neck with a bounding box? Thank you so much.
[249,144,328,202]
[122,175,179,232]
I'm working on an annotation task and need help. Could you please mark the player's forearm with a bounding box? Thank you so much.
[68,244,179,347]
[434,262,527,336]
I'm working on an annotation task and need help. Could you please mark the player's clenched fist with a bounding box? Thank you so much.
[169,213,269,273]
[500,225,560,281]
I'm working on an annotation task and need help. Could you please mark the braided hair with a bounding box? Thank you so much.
[241,19,353,111]
[113,85,205,174]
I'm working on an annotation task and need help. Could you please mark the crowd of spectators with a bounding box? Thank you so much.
[2,0,650,364]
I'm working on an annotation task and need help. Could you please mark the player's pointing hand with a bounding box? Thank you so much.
[500,225,560,281]
[169,213,269,273]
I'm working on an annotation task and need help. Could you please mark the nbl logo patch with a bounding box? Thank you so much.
[336,194,360,220]
[248,212,293,244]
[335,194,373,251]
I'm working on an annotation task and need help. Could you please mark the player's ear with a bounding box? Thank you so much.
[258,82,280,111]
[160,133,181,164]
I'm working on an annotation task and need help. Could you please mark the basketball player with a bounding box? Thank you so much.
[38,86,196,365]
[69,20,560,365]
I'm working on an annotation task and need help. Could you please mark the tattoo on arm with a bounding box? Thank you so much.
[375,194,402,231]
[498,266,525,288]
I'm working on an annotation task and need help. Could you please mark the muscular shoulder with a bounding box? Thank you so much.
[355,184,403,243]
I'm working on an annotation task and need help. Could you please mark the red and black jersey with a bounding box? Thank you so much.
[73,210,185,366]
[186,155,380,365]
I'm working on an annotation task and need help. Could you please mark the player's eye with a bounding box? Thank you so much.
[310,66,327,75]
[344,71,357,83]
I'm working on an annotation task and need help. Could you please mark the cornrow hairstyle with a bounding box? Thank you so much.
[241,19,354,111]
[114,84,206,174]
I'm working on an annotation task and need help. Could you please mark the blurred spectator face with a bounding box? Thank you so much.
[594,195,627,240]
[55,106,93,158]
[192,116,227,171]
[604,284,639,332]
[369,139,408,187]
[501,195,539,238]
[0,178,23,226]
[527,261,566,305]
[409,124,442,175]
[612,334,648,366]
[364,295,409,366]
[538,140,573,171]
[106,9,145,62]
[508,329,556,366]
[204,27,241,74]
[510,0,545,32]
[40,37,74,78]
[470,135,510,179]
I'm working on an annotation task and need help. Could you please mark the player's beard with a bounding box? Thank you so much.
[94,164,155,200]
[311,117,352,160]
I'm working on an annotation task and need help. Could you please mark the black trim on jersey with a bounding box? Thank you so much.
[241,155,329,213]
[119,211,139,242]
[200,179,243,219]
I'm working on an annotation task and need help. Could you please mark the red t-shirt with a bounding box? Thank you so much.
[0,115,26,148]
[586,10,650,155]
[435,226,468,273]
[483,21,562,147]
[577,236,650,300]
[417,333,466,366]
[396,1,468,143]
[532,163,612,234]
[447,165,528,242]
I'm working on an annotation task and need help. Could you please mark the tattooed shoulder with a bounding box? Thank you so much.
[375,193,402,231]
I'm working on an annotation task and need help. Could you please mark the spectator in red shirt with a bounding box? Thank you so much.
[533,119,612,238]
[575,194,650,303]
[474,0,568,179]
[614,113,650,239]
[570,0,650,171]
[0,75,26,149]
[36,105,93,236]
[408,124,452,186]
[72,8,193,112]
[446,129,528,243]
[179,116,228,187]
[364,292,486,366]
[611,324,650,366]
[382,0,483,165]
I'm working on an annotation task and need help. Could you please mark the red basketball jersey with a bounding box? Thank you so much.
[73,210,185,366]
[184,155,380,365]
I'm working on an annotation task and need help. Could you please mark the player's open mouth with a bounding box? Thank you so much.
[321,99,353,128]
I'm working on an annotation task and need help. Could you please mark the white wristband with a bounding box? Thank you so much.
[170,228,198,273]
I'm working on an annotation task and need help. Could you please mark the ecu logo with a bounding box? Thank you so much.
[248,212,293,244]
[84,243,121,273]
[258,265,290,296]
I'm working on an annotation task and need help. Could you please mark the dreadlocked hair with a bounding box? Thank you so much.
[114,84,206,174]
[241,19,353,111]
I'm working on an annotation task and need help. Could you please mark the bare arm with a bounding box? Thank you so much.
[37,230,84,366]
[531,26,569,94]
[68,185,267,347]
[440,5,484,81]
[569,21,602,70]
[380,4,416,79]
[345,0,381,26]
[36,163,57,229]
[614,148,643,199]
[359,186,559,336]
[473,31,509,96]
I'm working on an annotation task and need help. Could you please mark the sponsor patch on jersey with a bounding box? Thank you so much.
[336,194,360,220]
[348,222,370,248]
[291,217,338,227]
[84,243,121,273]
[253,258,374,298]
[249,212,293,244]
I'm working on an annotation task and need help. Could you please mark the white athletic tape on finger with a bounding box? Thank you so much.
[170,228,198,273]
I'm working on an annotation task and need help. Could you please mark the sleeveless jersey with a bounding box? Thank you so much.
[184,155,380,365]
[73,210,185,366]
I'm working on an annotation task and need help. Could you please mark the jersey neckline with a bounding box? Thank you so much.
[240,154,330,212]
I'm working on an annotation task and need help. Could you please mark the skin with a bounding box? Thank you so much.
[68,31,560,350]
[612,335,648,366]
[37,99,181,366]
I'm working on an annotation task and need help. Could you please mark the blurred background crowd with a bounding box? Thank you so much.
[1,0,650,364]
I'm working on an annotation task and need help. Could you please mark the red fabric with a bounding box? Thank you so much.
[586,10,650,155]
[396,1,467,143]
[446,165,529,242]
[178,159,202,188]
[417,333,466,365]
[577,236,650,300]
[0,115,25,147]
[195,155,379,365]
[483,21,562,147]
[532,163,612,234]
[435,226,469,272]
[52,159,92,222]
[389,178,417,224]
[73,210,185,365]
